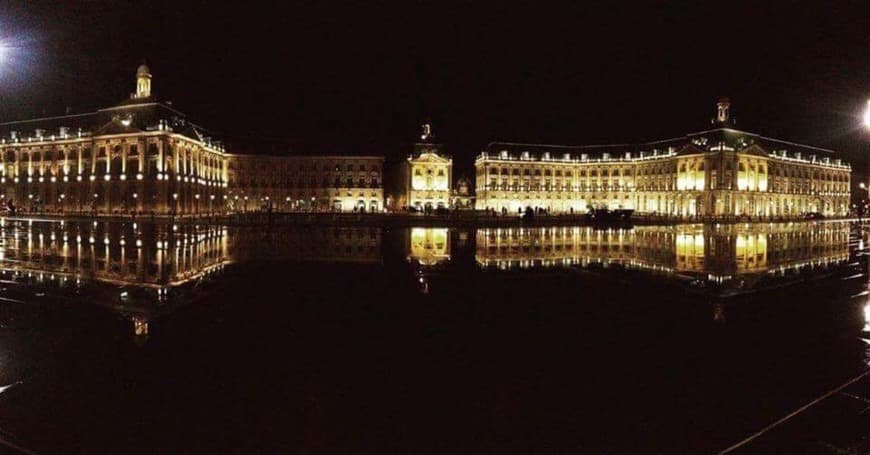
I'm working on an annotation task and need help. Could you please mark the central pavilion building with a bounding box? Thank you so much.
[475,99,851,218]
[388,123,453,211]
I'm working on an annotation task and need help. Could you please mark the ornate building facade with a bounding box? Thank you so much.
[226,154,384,212]
[389,124,453,211]
[0,65,229,215]
[475,100,851,217]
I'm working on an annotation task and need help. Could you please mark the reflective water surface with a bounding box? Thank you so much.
[0,219,865,452]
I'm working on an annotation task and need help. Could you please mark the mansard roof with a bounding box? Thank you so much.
[0,99,222,149]
[484,126,844,165]
[484,141,635,158]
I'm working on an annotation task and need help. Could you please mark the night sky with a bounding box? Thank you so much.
[0,2,868,175]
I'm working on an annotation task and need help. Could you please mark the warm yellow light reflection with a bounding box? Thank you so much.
[409,227,450,266]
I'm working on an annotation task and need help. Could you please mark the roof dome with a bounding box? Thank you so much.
[136,64,151,77]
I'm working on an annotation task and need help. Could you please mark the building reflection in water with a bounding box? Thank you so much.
[0,219,228,287]
[407,227,451,266]
[405,227,451,294]
[0,220,385,340]
[476,222,850,282]
[0,219,231,342]
[228,226,382,264]
[0,219,855,334]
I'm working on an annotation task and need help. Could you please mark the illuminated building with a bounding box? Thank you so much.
[475,99,851,217]
[0,65,228,215]
[451,177,475,209]
[226,154,384,212]
[390,123,453,211]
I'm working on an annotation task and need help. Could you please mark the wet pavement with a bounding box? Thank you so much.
[725,344,870,454]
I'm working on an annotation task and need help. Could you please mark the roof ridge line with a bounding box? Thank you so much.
[487,141,634,149]
[0,111,97,126]
[757,135,836,154]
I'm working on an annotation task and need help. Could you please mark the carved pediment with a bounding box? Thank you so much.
[412,151,451,164]
[740,144,769,157]
[675,143,706,156]
[95,120,141,136]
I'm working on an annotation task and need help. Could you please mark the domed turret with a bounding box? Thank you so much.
[133,63,152,99]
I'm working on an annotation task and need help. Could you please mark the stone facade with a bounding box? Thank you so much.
[389,124,453,211]
[0,65,228,216]
[226,154,384,212]
[475,101,851,218]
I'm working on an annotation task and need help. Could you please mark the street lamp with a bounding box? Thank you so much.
[864,99,870,130]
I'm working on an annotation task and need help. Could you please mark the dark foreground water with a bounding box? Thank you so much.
[0,219,865,453]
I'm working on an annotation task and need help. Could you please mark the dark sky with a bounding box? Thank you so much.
[0,1,868,174]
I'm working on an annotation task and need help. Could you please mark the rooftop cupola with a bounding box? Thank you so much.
[420,122,433,142]
[713,97,733,126]
[133,63,152,99]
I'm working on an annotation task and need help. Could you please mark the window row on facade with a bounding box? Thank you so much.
[475,150,851,217]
